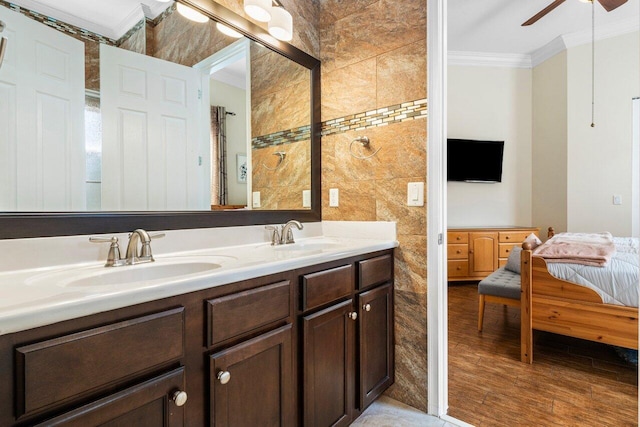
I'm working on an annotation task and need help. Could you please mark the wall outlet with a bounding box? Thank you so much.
[302,190,311,208]
[407,182,424,206]
[613,195,622,205]
[252,191,261,208]
[329,188,339,207]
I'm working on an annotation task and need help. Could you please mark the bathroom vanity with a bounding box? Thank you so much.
[0,226,396,426]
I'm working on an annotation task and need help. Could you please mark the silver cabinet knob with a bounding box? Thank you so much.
[348,312,358,321]
[172,390,188,407]
[363,303,371,312]
[217,370,231,384]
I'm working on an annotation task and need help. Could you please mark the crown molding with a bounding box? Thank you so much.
[451,16,639,69]
[448,51,532,69]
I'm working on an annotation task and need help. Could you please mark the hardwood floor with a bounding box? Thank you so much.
[448,283,638,427]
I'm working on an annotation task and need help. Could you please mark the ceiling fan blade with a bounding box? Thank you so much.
[522,0,567,26]
[597,0,628,12]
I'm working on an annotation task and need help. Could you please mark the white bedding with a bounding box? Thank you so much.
[545,237,639,307]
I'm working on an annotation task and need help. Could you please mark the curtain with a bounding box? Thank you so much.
[211,106,228,206]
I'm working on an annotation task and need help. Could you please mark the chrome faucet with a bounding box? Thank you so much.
[125,229,165,264]
[90,229,164,267]
[265,220,304,245]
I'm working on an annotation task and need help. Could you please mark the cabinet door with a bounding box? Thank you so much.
[469,232,498,276]
[210,324,293,427]
[359,283,394,410]
[303,299,355,427]
[34,368,186,427]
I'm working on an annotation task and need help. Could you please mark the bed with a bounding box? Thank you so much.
[520,228,639,363]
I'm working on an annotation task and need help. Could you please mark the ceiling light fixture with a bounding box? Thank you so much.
[177,3,208,23]
[216,22,243,38]
[243,0,293,41]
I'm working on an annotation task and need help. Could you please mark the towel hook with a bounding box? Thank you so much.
[349,136,380,160]
[262,151,286,170]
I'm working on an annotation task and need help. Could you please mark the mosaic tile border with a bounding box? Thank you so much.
[321,98,427,136]
[1,1,117,45]
[252,125,311,149]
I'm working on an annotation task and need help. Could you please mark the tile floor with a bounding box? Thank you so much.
[352,396,460,426]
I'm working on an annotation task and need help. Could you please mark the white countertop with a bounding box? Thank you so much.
[0,221,397,336]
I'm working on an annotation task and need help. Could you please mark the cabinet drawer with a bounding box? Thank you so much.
[302,265,353,311]
[448,232,468,244]
[16,307,184,418]
[358,254,393,290]
[498,243,518,258]
[207,280,290,347]
[498,258,508,267]
[499,231,532,243]
[447,244,468,260]
[448,260,468,277]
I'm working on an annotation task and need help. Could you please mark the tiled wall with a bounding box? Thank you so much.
[319,0,428,411]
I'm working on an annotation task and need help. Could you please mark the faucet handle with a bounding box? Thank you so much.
[89,236,126,267]
[265,226,281,246]
[149,232,165,240]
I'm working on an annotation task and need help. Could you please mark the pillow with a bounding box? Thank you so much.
[504,246,522,274]
[523,233,542,250]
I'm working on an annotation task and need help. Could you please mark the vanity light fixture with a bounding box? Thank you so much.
[177,3,209,23]
[216,23,243,38]
[243,0,293,41]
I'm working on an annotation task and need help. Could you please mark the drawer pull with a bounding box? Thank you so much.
[456,236,461,240]
[172,390,188,407]
[363,304,371,312]
[456,250,461,254]
[505,236,510,240]
[348,312,358,321]
[457,266,462,270]
[217,370,231,385]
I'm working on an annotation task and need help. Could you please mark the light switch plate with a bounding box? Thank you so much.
[613,195,622,205]
[329,188,339,207]
[302,190,311,208]
[407,182,424,206]
[252,191,261,208]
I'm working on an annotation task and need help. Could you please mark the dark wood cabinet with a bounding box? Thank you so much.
[0,249,394,427]
[209,324,294,427]
[301,253,395,427]
[358,283,394,409]
[302,300,355,427]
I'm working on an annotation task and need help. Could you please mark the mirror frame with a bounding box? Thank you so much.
[0,0,321,239]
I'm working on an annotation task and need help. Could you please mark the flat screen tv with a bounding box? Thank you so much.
[447,139,504,183]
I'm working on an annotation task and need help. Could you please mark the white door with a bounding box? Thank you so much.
[100,44,210,211]
[0,7,85,211]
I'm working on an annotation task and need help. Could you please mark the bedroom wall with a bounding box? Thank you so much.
[566,32,640,235]
[447,66,533,227]
[531,52,568,235]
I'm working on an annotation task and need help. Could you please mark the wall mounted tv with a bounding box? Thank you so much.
[447,139,504,183]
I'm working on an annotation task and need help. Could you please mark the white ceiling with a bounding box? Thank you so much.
[448,0,639,59]
[10,0,174,40]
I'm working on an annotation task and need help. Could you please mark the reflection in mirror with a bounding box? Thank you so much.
[0,0,311,212]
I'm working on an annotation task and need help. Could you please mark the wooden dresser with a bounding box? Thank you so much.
[447,226,539,282]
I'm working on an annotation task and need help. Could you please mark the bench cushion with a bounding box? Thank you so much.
[478,267,521,300]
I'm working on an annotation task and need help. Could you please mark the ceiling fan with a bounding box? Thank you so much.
[522,0,628,26]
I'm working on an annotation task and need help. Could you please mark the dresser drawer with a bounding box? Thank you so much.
[448,232,468,244]
[448,260,468,277]
[207,281,291,347]
[15,307,184,418]
[498,243,518,258]
[358,254,393,290]
[302,265,353,311]
[498,231,532,244]
[447,244,468,260]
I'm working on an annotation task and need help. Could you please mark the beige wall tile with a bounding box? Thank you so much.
[377,40,427,108]
[322,180,377,221]
[322,58,377,121]
[394,235,427,294]
[375,177,426,236]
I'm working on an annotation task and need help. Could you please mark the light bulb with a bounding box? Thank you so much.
[244,0,272,22]
[177,3,208,23]
[268,6,293,41]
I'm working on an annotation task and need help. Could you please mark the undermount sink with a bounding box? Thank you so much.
[66,261,222,287]
[26,256,235,289]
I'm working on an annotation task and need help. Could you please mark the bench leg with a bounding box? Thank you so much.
[478,294,486,332]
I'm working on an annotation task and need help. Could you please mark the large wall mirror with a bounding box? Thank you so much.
[0,0,320,238]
